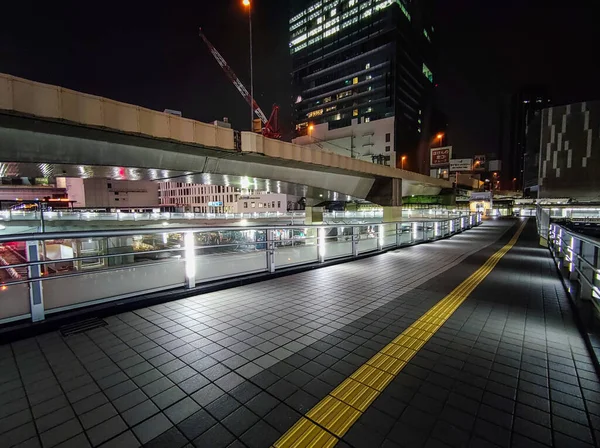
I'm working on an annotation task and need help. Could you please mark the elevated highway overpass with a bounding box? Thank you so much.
[0,73,450,213]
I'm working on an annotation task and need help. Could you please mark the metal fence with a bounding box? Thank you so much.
[548,223,600,323]
[0,214,481,324]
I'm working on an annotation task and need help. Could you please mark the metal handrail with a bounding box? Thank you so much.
[0,217,470,243]
[548,223,600,313]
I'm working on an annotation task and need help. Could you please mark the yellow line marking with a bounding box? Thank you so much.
[272,219,528,447]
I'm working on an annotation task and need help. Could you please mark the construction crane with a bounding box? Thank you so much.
[199,28,280,139]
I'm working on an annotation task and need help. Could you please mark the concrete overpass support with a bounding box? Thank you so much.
[304,206,324,225]
[366,178,403,222]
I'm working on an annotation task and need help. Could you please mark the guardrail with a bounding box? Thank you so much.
[0,214,481,324]
[0,209,472,226]
[548,223,600,324]
[0,210,471,221]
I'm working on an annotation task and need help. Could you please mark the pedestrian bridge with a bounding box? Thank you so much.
[0,73,449,204]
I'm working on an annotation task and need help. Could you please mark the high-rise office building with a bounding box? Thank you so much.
[507,86,551,190]
[290,0,435,173]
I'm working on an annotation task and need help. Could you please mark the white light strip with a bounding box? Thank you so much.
[379,224,384,248]
[318,227,326,261]
[184,231,196,288]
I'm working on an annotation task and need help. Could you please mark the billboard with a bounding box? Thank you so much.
[449,158,473,172]
[430,146,452,167]
[473,154,486,170]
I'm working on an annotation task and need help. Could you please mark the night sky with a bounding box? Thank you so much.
[1,1,598,159]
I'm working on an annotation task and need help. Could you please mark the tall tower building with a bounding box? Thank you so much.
[507,86,552,190]
[290,0,435,173]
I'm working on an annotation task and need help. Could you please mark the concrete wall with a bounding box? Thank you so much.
[237,193,288,213]
[82,179,159,208]
[539,101,600,199]
[0,73,235,151]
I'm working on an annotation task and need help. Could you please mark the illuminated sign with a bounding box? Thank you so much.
[449,158,473,172]
[430,146,452,167]
[208,201,223,207]
[473,155,486,170]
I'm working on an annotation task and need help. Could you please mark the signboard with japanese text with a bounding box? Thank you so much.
[473,154,486,170]
[449,158,473,172]
[430,146,452,167]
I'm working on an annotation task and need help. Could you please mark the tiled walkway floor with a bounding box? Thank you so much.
[1,220,598,448]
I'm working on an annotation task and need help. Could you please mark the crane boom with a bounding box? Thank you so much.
[199,28,268,124]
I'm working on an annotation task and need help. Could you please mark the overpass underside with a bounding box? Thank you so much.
[0,113,442,206]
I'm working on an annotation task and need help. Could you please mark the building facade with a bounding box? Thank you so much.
[538,101,600,199]
[290,0,435,172]
[292,116,395,166]
[56,178,159,208]
[159,183,239,213]
[158,182,289,214]
[507,86,552,190]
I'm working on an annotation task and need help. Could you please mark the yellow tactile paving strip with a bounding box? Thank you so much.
[272,219,528,448]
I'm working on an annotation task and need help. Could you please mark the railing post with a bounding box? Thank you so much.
[352,226,359,256]
[26,241,45,322]
[378,224,383,250]
[267,229,275,273]
[395,222,400,247]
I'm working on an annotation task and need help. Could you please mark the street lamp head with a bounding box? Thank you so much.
[242,0,250,6]
[308,124,314,131]
[436,133,443,139]
[401,156,406,161]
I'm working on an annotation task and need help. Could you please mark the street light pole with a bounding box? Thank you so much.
[243,0,254,131]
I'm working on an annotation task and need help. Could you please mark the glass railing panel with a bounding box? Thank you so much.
[357,225,378,252]
[274,228,318,267]
[323,226,353,259]
[381,223,397,247]
[44,258,186,311]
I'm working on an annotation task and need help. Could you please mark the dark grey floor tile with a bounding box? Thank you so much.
[40,419,83,448]
[86,415,128,447]
[104,379,137,400]
[192,384,225,407]
[121,400,160,427]
[164,397,201,425]
[167,367,196,384]
[112,389,147,413]
[179,374,210,395]
[177,410,217,440]
[53,433,91,448]
[132,413,172,444]
[142,377,174,398]
[0,409,32,435]
[206,394,242,420]
[239,420,280,448]
[246,392,280,417]
[267,379,298,401]
[344,421,386,448]
[221,406,259,436]
[152,386,186,410]
[35,406,75,433]
[264,403,302,433]
[215,372,245,392]
[143,427,188,448]
[3,422,38,447]
[80,403,117,430]
[192,423,235,448]
[286,389,319,414]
